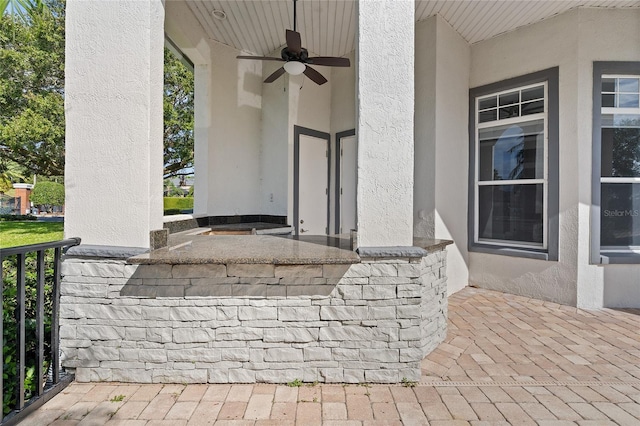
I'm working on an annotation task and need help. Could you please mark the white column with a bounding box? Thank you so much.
[65,0,165,248]
[356,0,415,247]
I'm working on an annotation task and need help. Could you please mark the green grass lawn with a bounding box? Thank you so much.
[0,221,64,249]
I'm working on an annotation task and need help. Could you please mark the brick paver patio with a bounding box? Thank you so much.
[20,287,640,425]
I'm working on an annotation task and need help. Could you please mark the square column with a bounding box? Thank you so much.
[65,0,165,248]
[356,0,415,247]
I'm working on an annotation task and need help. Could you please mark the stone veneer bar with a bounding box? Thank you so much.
[59,233,450,384]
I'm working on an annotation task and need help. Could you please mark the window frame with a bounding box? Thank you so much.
[591,62,640,264]
[468,68,559,261]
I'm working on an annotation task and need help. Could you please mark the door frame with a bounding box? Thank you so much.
[335,129,356,234]
[294,125,331,236]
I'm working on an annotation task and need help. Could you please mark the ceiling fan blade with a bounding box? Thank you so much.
[303,66,328,85]
[237,56,284,62]
[308,57,350,67]
[264,67,286,83]
[286,29,302,54]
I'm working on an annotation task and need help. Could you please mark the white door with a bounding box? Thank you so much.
[340,135,357,234]
[298,134,329,235]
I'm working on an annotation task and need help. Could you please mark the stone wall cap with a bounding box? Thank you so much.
[357,246,428,258]
[412,238,454,253]
[357,239,453,258]
[66,244,149,259]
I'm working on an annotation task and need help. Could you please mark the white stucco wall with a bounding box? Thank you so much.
[414,18,437,242]
[414,16,470,296]
[208,41,263,215]
[166,2,263,217]
[330,51,357,234]
[468,8,640,307]
[330,51,357,138]
[356,0,415,247]
[259,62,290,217]
[433,18,471,296]
[65,0,164,248]
[291,70,332,132]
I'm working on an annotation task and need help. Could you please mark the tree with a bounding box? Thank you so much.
[0,0,48,24]
[0,0,65,177]
[163,47,194,179]
[0,158,28,192]
[2,3,193,179]
[29,180,63,212]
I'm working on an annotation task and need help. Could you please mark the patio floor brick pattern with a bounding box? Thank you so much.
[20,287,640,425]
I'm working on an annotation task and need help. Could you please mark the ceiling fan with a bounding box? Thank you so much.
[236,0,350,85]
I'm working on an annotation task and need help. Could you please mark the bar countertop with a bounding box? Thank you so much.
[128,229,453,265]
[129,230,361,265]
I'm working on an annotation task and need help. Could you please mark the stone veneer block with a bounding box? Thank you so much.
[185,285,233,297]
[266,286,286,297]
[133,264,173,279]
[275,265,323,278]
[227,264,275,278]
[278,306,321,321]
[322,264,351,278]
[287,285,333,297]
[232,284,267,297]
[172,264,227,278]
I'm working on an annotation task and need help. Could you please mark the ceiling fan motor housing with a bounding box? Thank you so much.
[281,47,309,62]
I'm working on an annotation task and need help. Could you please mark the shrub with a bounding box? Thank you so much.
[0,214,37,221]
[30,182,64,213]
[2,250,56,415]
[163,197,193,211]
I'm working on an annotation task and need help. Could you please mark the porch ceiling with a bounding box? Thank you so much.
[184,0,640,57]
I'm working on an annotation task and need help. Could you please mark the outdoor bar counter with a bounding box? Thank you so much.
[59,228,452,384]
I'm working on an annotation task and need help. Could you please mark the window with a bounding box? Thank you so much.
[469,68,559,260]
[593,63,640,263]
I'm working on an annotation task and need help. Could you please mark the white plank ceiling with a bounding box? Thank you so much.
[184,0,640,57]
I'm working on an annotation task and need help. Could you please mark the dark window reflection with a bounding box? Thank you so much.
[522,86,544,102]
[499,106,519,119]
[601,127,640,177]
[479,97,497,110]
[479,110,497,123]
[500,91,519,106]
[602,94,616,108]
[601,183,640,247]
[602,78,616,93]
[479,184,544,244]
[479,121,544,181]
[521,100,544,116]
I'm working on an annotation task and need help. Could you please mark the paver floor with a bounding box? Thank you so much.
[20,287,640,425]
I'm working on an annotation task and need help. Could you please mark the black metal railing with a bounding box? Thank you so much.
[0,238,80,425]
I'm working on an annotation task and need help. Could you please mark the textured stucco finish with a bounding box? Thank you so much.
[65,0,165,248]
[356,0,415,247]
[468,9,640,308]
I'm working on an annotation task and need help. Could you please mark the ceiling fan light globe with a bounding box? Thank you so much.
[284,61,306,76]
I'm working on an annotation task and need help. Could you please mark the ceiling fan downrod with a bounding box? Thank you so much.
[293,0,297,32]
